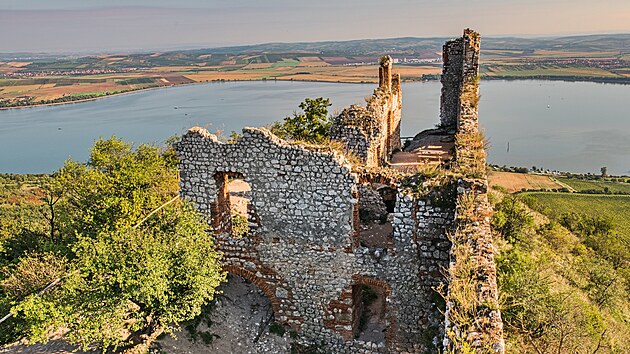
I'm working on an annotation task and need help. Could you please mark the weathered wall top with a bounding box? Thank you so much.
[331,55,402,167]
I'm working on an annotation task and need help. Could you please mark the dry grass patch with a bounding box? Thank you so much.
[297,57,329,67]
[488,171,563,193]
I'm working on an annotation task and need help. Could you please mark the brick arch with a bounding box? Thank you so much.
[224,265,281,317]
[351,275,396,347]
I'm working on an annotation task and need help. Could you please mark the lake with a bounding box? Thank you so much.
[0,80,628,175]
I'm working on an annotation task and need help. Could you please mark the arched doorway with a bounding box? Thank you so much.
[351,276,393,344]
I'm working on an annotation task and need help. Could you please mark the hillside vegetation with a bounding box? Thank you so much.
[523,193,630,236]
[556,177,630,194]
[492,179,630,353]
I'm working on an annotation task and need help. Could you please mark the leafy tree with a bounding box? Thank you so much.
[1,138,225,350]
[600,166,608,178]
[271,97,332,143]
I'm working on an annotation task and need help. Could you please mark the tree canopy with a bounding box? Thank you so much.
[0,137,225,350]
[270,97,332,143]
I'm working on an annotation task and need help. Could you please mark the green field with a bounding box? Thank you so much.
[271,58,300,68]
[524,192,630,236]
[557,177,630,193]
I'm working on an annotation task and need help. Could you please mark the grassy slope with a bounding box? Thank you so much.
[493,191,630,353]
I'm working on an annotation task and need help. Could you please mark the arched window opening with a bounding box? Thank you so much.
[227,174,256,237]
[212,172,259,237]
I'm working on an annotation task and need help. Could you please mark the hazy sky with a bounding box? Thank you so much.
[1,0,629,53]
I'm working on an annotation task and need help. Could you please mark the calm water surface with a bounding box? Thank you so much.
[0,80,628,175]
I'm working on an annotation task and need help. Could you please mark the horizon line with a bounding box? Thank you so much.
[2,31,629,56]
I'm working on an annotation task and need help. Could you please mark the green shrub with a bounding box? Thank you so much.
[231,211,250,238]
[491,195,534,243]
[1,138,226,350]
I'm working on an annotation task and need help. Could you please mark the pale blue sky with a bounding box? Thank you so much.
[1,0,629,53]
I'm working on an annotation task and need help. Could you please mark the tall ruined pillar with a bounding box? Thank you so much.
[439,29,480,132]
[389,73,402,152]
[379,56,392,89]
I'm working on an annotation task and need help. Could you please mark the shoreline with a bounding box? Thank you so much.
[0,79,366,111]
[0,85,172,111]
[1,75,629,111]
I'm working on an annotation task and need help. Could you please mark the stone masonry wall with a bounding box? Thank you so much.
[176,127,455,353]
[445,179,504,353]
[440,29,505,353]
[177,127,356,245]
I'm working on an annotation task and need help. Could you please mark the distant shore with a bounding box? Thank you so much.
[2,75,629,111]
[0,77,374,111]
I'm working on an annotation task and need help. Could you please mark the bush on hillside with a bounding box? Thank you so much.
[0,137,225,350]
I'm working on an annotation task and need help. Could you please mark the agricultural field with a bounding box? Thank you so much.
[0,72,195,107]
[183,64,439,83]
[523,192,630,236]
[557,177,630,193]
[0,174,50,242]
[483,65,621,78]
[488,171,563,192]
[0,174,49,207]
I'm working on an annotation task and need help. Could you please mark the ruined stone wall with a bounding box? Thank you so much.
[175,28,504,354]
[440,28,480,132]
[358,184,388,222]
[331,56,402,167]
[176,127,455,353]
[442,178,504,353]
[177,127,356,245]
[439,30,504,354]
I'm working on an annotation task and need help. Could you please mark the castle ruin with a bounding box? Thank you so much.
[175,29,504,353]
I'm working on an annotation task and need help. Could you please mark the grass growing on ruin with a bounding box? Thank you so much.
[440,192,499,354]
[454,131,488,179]
[460,76,481,109]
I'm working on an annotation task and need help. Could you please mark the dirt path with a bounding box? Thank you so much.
[153,274,293,354]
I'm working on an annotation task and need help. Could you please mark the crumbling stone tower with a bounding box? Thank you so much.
[440,28,481,133]
[330,56,402,167]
